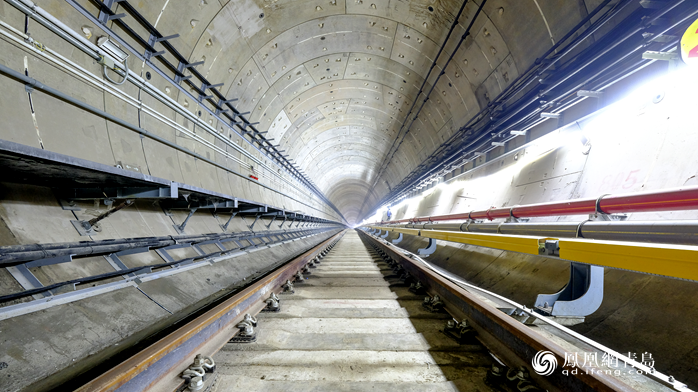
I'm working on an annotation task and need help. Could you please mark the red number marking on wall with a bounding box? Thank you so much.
[622,170,640,189]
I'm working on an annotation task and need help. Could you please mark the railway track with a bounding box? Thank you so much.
[73,230,686,392]
[213,230,493,391]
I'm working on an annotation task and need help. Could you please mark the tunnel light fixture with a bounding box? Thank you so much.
[510,130,526,136]
[577,90,604,99]
[491,142,505,147]
[96,36,129,85]
[540,112,561,119]
[97,36,129,64]
[641,50,680,61]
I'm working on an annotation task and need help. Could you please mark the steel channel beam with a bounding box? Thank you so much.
[75,230,346,392]
[57,185,178,200]
[359,231,635,392]
[558,238,698,282]
[369,225,545,255]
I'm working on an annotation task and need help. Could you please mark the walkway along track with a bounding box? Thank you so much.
[74,230,683,391]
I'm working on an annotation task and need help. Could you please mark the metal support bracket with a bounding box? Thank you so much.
[588,194,628,221]
[588,213,627,222]
[277,215,287,229]
[173,207,198,234]
[577,90,606,110]
[104,246,150,278]
[247,213,261,232]
[534,262,604,317]
[265,215,278,229]
[6,265,53,299]
[57,199,81,211]
[392,233,403,244]
[71,199,134,236]
[380,230,389,239]
[417,238,437,256]
[505,209,529,224]
[220,212,238,232]
[540,111,564,128]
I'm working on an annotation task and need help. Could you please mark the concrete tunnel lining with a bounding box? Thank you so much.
[2,0,698,390]
[84,0,578,223]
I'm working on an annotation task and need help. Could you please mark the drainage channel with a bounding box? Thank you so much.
[213,230,495,391]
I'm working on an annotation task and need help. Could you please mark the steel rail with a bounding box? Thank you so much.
[71,230,345,392]
[359,230,693,392]
[359,231,635,392]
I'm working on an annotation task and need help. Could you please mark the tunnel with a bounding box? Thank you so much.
[1,0,698,391]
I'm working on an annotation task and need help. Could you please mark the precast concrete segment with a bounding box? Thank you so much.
[214,231,495,391]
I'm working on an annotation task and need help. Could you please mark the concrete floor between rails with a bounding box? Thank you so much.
[213,230,495,391]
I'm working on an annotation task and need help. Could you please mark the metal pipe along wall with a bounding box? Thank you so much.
[382,186,698,223]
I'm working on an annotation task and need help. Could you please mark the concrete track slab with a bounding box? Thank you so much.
[307,271,386,278]
[211,378,469,392]
[217,350,483,366]
[213,231,494,391]
[252,317,420,334]
[301,277,389,286]
[215,364,458,383]
[313,264,382,270]
[291,286,399,299]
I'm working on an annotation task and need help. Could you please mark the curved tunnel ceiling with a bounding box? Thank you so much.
[137,0,599,224]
